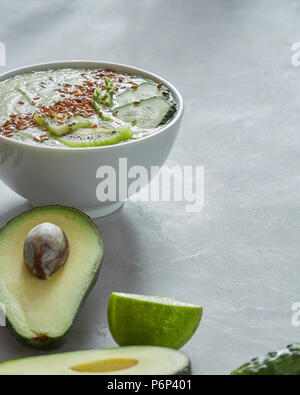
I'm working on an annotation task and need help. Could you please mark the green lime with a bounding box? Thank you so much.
[108,292,203,349]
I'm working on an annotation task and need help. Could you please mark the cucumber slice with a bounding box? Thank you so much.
[58,127,132,148]
[115,97,176,129]
[116,83,163,106]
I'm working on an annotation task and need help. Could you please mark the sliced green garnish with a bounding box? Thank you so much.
[115,96,176,129]
[34,114,93,137]
[92,77,115,121]
[116,83,164,106]
[58,127,132,147]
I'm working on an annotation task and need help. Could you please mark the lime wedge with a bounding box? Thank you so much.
[108,292,203,349]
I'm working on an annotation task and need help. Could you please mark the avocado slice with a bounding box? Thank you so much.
[0,206,103,349]
[231,344,300,375]
[0,346,191,375]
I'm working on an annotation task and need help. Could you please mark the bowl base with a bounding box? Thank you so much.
[82,201,125,218]
[29,201,125,219]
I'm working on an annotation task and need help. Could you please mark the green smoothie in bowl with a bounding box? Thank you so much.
[0,61,183,218]
[0,68,177,148]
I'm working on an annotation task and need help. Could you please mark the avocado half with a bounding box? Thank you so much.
[0,206,103,349]
[0,346,191,375]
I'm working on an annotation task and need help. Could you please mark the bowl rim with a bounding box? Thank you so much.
[0,60,184,152]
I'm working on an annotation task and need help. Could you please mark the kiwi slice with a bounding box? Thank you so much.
[34,114,93,137]
[58,127,132,148]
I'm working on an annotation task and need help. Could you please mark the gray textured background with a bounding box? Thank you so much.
[0,0,300,375]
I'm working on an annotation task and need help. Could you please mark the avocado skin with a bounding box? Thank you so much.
[0,205,104,350]
[231,344,300,375]
[6,319,69,350]
[178,363,192,375]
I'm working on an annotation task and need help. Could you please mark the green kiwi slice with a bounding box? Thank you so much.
[34,114,93,137]
[58,127,132,148]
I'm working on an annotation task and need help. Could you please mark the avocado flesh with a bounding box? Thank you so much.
[0,346,190,375]
[0,206,103,348]
[231,344,300,375]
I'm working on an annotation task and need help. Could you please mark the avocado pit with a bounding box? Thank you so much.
[24,222,70,280]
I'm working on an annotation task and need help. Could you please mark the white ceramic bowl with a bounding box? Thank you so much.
[0,61,184,218]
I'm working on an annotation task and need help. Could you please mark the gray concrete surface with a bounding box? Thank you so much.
[0,0,300,375]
